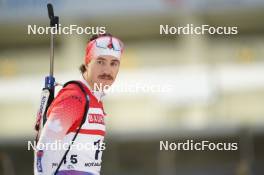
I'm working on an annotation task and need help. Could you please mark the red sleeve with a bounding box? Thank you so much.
[44,84,86,140]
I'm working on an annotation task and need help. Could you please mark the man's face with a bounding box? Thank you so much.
[86,55,120,91]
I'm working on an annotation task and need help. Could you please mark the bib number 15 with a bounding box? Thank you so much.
[63,154,78,164]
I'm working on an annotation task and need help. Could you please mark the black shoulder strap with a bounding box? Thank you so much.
[54,80,90,174]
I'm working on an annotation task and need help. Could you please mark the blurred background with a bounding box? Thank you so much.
[0,0,264,174]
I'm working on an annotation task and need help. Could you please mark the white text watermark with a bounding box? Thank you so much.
[160,140,238,151]
[27,24,106,35]
[94,82,173,94]
[160,24,238,35]
[27,140,106,151]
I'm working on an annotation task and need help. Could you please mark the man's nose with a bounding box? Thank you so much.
[102,63,112,75]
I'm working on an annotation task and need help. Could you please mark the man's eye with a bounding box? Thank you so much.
[111,62,119,67]
[97,60,104,64]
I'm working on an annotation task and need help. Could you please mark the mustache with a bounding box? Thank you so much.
[98,74,113,80]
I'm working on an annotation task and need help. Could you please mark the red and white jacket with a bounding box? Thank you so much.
[34,76,106,175]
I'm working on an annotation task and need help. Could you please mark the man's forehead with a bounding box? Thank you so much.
[96,55,120,62]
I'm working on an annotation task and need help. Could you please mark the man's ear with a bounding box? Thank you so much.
[85,63,89,69]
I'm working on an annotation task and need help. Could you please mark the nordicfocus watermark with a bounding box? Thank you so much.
[27,140,105,151]
[27,24,106,35]
[160,24,238,35]
[160,140,238,151]
[93,82,172,94]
